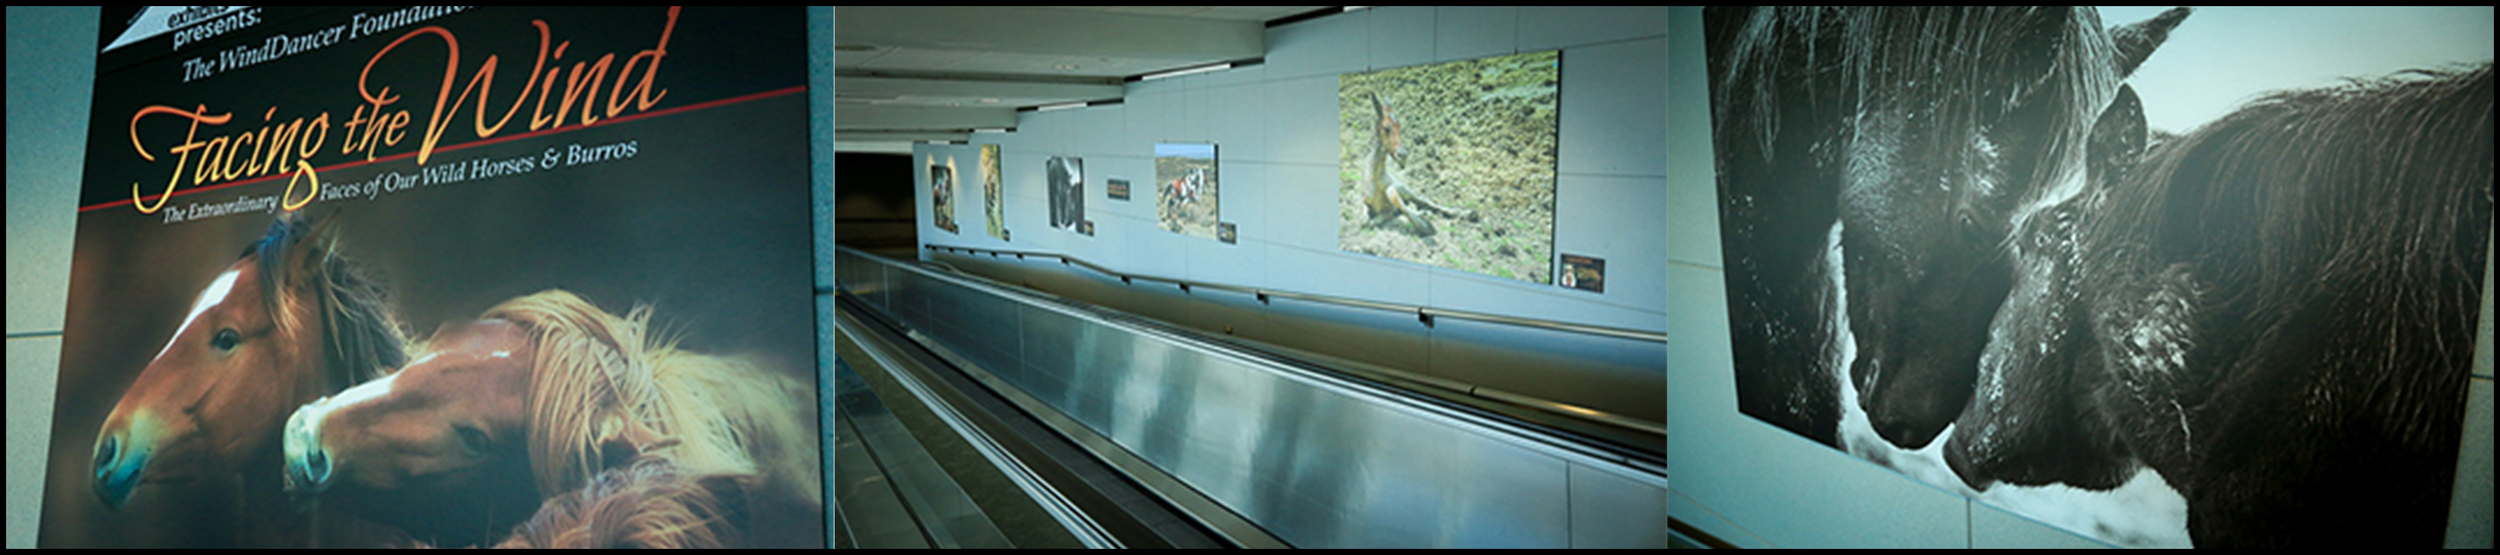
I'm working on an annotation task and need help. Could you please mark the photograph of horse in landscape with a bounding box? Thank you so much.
[1706,6,2188,450]
[1337,51,1557,285]
[933,156,960,234]
[279,290,822,547]
[1944,64,2493,548]
[62,213,410,547]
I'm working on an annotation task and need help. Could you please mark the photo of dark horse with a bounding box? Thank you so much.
[1048,156,1084,231]
[1706,6,2187,449]
[1945,64,2492,548]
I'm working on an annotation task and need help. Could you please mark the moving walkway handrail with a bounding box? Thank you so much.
[924,243,1669,345]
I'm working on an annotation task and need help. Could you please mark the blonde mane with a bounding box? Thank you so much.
[492,457,749,549]
[478,290,819,511]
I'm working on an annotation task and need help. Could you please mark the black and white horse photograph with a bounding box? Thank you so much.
[1707,6,2491,548]
[1048,156,1084,231]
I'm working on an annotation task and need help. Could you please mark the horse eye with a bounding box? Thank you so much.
[456,426,490,456]
[210,329,241,352]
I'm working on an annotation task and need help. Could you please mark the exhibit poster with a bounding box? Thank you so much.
[1155,142,1220,239]
[1337,50,1558,285]
[982,143,1006,241]
[1047,156,1083,231]
[1559,254,1603,293]
[1705,6,2491,548]
[42,7,824,548]
[931,156,958,234]
[1107,177,1131,201]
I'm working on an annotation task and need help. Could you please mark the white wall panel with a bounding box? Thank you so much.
[1365,6,1437,71]
[1433,7,1518,64]
[1556,37,1668,177]
[1519,6,1666,53]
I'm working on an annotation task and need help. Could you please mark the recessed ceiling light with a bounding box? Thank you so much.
[1055,64,1078,70]
[1141,62,1231,81]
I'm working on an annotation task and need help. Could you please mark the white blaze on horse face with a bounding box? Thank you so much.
[284,368,405,466]
[154,270,243,362]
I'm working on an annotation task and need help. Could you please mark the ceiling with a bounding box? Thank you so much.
[832,6,1334,153]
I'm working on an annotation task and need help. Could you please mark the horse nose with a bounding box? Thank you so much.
[284,438,336,494]
[1943,436,1997,492]
[283,404,335,494]
[92,432,145,510]
[1873,415,1944,449]
[304,448,333,487]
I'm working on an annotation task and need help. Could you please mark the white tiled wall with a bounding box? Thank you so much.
[6,6,95,549]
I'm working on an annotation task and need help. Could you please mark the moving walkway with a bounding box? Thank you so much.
[828,246,1667,548]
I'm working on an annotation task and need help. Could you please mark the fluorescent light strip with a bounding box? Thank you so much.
[1140,62,1232,81]
[1035,102,1089,112]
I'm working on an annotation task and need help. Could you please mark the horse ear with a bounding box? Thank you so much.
[2088,84,2147,189]
[282,210,342,285]
[2110,7,2190,78]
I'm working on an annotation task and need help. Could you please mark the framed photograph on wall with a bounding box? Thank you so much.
[1705,6,2490,548]
[982,143,1006,241]
[1048,156,1083,231]
[1155,143,1220,239]
[931,157,959,234]
[1337,50,1560,285]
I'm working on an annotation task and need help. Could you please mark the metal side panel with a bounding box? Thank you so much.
[1256,295,1431,377]
[1430,316,1667,425]
[971,281,1580,547]
[1568,462,1670,548]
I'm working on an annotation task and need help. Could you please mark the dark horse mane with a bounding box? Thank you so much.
[246,213,407,392]
[2086,63,2493,448]
[1709,7,2137,193]
[2039,62,2491,547]
[1705,7,2185,447]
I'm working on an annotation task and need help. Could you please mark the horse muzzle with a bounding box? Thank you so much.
[90,430,150,510]
[281,401,336,497]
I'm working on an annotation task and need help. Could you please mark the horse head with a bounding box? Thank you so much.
[1711,7,2187,449]
[1943,85,2150,492]
[281,317,542,545]
[1373,91,1403,159]
[90,214,405,510]
[282,289,819,546]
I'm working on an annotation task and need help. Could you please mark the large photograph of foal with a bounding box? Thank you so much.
[41,7,822,548]
[1707,7,2492,548]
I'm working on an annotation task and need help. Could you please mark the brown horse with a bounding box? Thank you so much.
[86,213,409,544]
[282,289,822,547]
